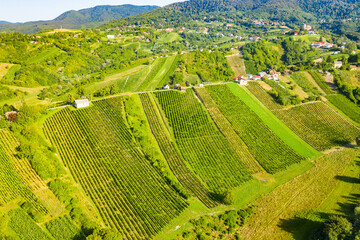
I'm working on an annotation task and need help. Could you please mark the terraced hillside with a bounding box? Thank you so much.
[247,82,360,150]
[44,98,188,240]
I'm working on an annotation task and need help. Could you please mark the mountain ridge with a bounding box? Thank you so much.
[0,4,159,34]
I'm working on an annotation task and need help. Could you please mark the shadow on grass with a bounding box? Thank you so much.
[334,175,360,184]
[278,212,331,239]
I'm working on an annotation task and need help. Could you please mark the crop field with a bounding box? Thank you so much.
[154,89,252,191]
[247,82,360,150]
[138,57,169,91]
[140,93,218,208]
[26,47,63,64]
[44,98,188,240]
[0,129,64,216]
[194,87,264,174]
[326,94,360,124]
[239,149,355,240]
[8,208,51,240]
[0,63,14,79]
[203,84,305,173]
[228,84,319,159]
[1,64,20,82]
[290,72,322,97]
[226,53,246,76]
[308,71,334,94]
[45,215,83,240]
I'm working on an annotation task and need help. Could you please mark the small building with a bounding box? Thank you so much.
[324,43,334,48]
[239,80,248,85]
[294,32,299,35]
[284,69,291,75]
[249,36,261,41]
[180,86,186,92]
[334,61,343,69]
[75,99,90,109]
[307,30,316,35]
[106,35,115,39]
[246,74,253,80]
[258,72,267,78]
[253,76,262,80]
[350,65,357,71]
[163,84,170,90]
[198,83,204,87]
[313,58,323,64]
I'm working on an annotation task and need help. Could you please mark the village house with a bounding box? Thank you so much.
[284,69,291,75]
[303,24,312,31]
[253,75,262,80]
[74,99,90,109]
[350,65,357,71]
[308,30,316,35]
[249,36,261,41]
[106,35,115,39]
[294,32,299,35]
[258,72,267,78]
[334,61,343,68]
[198,83,204,87]
[163,84,170,90]
[324,43,334,48]
[311,41,325,48]
[239,80,248,85]
[246,74,253,80]
[313,58,323,64]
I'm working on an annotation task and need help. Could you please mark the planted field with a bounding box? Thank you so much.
[290,72,322,98]
[194,87,264,174]
[26,47,63,64]
[2,64,20,82]
[308,71,334,94]
[154,89,252,191]
[8,208,51,240]
[228,84,319,159]
[247,82,360,150]
[0,129,64,216]
[138,58,167,91]
[0,63,14,79]
[239,150,355,240]
[203,84,305,173]
[140,93,218,208]
[44,97,188,240]
[326,94,360,124]
[46,215,83,240]
[226,53,246,76]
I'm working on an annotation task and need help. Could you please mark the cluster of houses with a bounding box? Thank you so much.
[233,70,285,84]
[249,36,261,41]
[311,41,334,49]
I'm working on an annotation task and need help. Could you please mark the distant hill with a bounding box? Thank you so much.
[0,21,14,24]
[102,0,360,29]
[0,4,159,34]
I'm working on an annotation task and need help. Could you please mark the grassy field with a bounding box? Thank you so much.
[229,83,320,158]
[26,47,63,64]
[157,158,314,240]
[238,149,357,240]
[226,53,246,76]
[0,63,14,79]
[326,94,360,125]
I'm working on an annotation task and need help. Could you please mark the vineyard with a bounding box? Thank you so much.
[44,97,188,240]
[45,215,84,240]
[308,71,334,94]
[139,93,218,208]
[247,82,360,150]
[154,89,252,191]
[0,129,65,216]
[203,84,305,173]
[194,87,264,174]
[290,72,322,99]
[326,94,360,124]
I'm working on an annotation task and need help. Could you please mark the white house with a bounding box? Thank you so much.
[163,84,170,90]
[106,35,115,39]
[334,61,343,69]
[75,99,90,109]
[258,72,267,77]
[198,83,204,87]
[239,80,248,85]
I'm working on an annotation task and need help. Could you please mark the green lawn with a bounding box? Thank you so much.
[228,83,321,158]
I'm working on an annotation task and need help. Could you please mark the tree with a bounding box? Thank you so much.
[323,215,352,240]
[222,190,235,205]
[356,136,360,146]
[66,93,75,104]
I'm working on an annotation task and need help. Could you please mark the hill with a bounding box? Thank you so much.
[0,4,159,34]
[102,0,360,30]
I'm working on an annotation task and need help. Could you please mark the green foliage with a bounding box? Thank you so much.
[86,228,122,240]
[45,215,85,240]
[323,216,352,240]
[242,41,281,73]
[327,94,360,124]
[221,190,235,205]
[264,79,302,106]
[155,89,252,191]
[309,71,334,95]
[44,98,188,239]
[206,84,304,173]
[8,209,51,240]
[290,72,322,101]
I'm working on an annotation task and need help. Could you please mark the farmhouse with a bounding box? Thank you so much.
[163,84,170,90]
[350,65,357,70]
[239,80,248,85]
[333,61,343,68]
[75,99,90,109]
[249,36,261,41]
[106,35,115,39]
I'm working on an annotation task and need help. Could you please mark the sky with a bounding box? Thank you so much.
[0,0,184,23]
